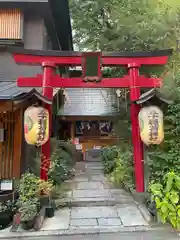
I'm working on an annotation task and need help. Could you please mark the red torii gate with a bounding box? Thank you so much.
[12,48,172,193]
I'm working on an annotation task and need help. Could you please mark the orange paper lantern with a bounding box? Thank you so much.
[138,106,164,145]
[24,106,49,146]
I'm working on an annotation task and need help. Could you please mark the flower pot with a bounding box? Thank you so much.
[40,195,50,207]
[45,206,54,218]
[0,210,14,230]
[21,219,34,230]
[33,207,46,230]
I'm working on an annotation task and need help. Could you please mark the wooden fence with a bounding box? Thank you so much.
[0,109,22,180]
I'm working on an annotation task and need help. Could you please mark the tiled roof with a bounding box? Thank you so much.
[0,81,29,100]
[59,88,118,116]
[0,81,54,106]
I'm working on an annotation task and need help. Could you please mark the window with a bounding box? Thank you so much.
[75,121,115,137]
[0,8,23,42]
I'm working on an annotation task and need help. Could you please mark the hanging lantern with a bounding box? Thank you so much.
[24,106,49,146]
[138,106,164,145]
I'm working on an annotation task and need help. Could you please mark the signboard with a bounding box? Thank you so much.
[0,180,13,191]
[76,144,82,150]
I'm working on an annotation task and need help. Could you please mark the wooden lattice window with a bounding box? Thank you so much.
[0,8,23,41]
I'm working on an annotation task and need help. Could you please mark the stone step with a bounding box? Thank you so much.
[84,170,104,176]
[85,164,104,170]
[55,195,135,208]
[85,159,102,162]
[66,175,106,182]
[55,197,117,207]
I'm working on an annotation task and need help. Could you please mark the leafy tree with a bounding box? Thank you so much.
[70,0,176,52]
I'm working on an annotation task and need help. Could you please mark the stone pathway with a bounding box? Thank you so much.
[0,161,174,239]
[41,161,149,232]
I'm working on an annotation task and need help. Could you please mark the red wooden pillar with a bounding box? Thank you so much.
[128,63,144,192]
[41,62,56,181]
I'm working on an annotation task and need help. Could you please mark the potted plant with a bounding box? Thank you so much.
[0,200,15,230]
[45,197,55,218]
[38,180,55,218]
[16,173,41,230]
[19,198,39,230]
[17,172,40,196]
[38,179,54,207]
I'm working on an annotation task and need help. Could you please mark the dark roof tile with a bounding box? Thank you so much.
[59,88,118,116]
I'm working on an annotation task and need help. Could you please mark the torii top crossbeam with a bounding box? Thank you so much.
[10,48,172,89]
[11,48,171,65]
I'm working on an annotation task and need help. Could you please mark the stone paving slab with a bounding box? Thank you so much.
[71,206,118,219]
[85,163,104,169]
[109,189,134,203]
[110,189,131,196]
[114,196,134,203]
[91,175,106,181]
[98,218,122,226]
[76,181,105,190]
[85,170,104,175]
[70,218,97,226]
[117,204,149,226]
[85,167,104,172]
[68,176,89,182]
[73,189,112,198]
[41,208,70,230]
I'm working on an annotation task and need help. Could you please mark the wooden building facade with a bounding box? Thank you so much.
[58,88,119,158]
[0,88,52,180]
[0,0,73,182]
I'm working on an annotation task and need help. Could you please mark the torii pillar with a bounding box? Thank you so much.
[41,62,56,181]
[129,63,144,192]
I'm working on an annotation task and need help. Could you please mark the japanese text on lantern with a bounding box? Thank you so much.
[148,110,159,141]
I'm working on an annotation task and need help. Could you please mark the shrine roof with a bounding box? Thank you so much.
[0,81,27,100]
[58,88,119,116]
[0,81,51,104]
[134,88,173,104]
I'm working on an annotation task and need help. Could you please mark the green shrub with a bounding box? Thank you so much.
[101,145,135,188]
[17,172,40,202]
[48,148,75,185]
[149,171,180,229]
[109,147,135,188]
[101,146,119,174]
[57,141,77,165]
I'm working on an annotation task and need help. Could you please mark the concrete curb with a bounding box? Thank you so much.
[138,204,153,223]
[0,225,174,239]
[123,182,153,223]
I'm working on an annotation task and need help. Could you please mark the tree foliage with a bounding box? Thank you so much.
[70,0,176,51]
